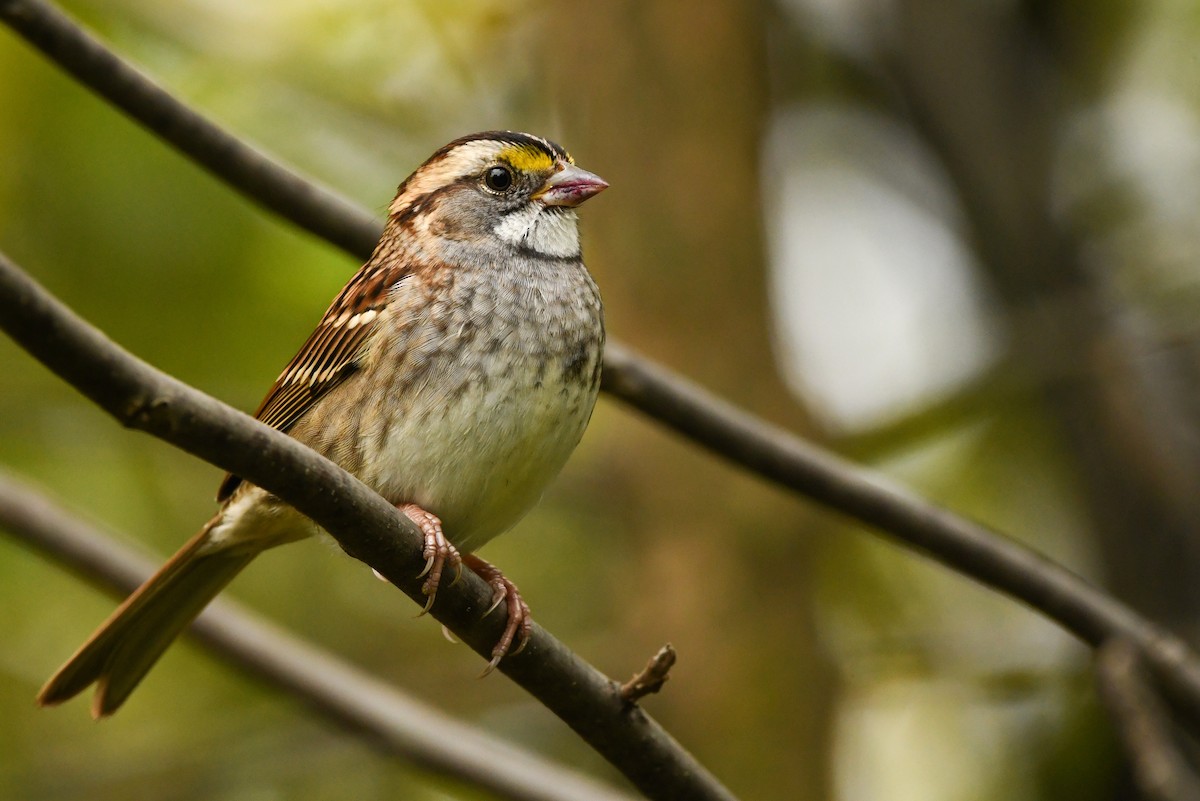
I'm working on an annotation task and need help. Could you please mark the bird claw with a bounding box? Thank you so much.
[463,554,532,676]
[394,511,531,673]
[483,589,505,618]
[480,653,503,678]
[397,503,460,614]
[416,591,436,618]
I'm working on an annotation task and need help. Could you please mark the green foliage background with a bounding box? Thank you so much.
[3,1,1199,800]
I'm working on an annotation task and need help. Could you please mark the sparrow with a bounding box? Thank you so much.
[37,131,607,717]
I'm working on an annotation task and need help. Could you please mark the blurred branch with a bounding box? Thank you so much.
[0,471,637,801]
[1096,639,1200,801]
[884,0,1200,628]
[0,250,738,801]
[0,0,376,257]
[600,345,1200,727]
[8,0,1200,741]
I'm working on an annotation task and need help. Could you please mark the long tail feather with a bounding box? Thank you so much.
[37,517,256,717]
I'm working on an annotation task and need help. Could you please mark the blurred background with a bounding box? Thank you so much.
[2,0,1198,798]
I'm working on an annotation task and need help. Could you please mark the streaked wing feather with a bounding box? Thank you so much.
[217,263,406,501]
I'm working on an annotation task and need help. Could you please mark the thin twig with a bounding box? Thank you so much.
[6,0,1200,741]
[0,471,637,801]
[1096,640,1200,801]
[620,644,677,703]
[0,249,738,801]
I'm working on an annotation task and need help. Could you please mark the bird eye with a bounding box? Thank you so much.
[484,165,514,192]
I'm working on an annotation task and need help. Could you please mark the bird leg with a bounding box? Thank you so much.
[463,553,532,675]
[398,503,461,613]
[394,505,529,672]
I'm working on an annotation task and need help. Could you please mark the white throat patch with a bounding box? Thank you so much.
[494,206,581,257]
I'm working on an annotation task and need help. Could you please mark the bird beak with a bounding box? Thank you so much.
[534,164,608,207]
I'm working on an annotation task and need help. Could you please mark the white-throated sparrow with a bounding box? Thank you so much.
[37,131,607,717]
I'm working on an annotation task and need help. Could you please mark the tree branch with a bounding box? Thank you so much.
[1096,640,1200,801]
[599,344,1200,727]
[0,470,637,801]
[8,0,1200,743]
[0,249,738,801]
[883,0,1200,632]
[0,0,377,257]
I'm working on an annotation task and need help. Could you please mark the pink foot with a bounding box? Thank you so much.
[398,503,461,614]
[463,554,532,675]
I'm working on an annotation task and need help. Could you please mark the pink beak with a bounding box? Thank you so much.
[535,163,609,207]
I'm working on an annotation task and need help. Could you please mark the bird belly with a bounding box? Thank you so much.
[360,359,598,554]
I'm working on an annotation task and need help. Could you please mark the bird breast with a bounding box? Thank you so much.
[346,249,603,553]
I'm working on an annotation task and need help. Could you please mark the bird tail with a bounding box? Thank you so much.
[36,515,257,718]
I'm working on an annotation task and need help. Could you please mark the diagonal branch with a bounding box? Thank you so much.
[0,0,377,257]
[1096,640,1200,801]
[0,249,738,801]
[0,470,638,801]
[599,347,1200,727]
[7,0,1200,742]
[9,0,1200,757]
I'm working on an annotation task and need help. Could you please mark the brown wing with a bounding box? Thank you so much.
[217,262,406,502]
